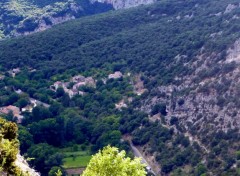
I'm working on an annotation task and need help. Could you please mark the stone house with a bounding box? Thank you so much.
[108,71,123,79]
[0,105,24,123]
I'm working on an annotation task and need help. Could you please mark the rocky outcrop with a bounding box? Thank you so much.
[15,154,40,176]
[224,3,240,14]
[90,0,156,9]
[226,39,240,63]
[140,39,240,137]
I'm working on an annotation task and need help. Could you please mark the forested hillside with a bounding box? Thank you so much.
[1,0,240,175]
[0,0,112,39]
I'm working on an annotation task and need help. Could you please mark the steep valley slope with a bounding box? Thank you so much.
[1,0,240,175]
[0,0,113,39]
[0,0,155,39]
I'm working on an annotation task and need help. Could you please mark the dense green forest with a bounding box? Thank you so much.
[1,0,240,80]
[1,0,240,175]
[0,0,112,39]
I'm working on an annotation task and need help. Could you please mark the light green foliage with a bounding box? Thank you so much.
[62,150,91,168]
[55,169,62,176]
[82,146,147,176]
[48,166,63,176]
[63,155,91,168]
[0,118,26,175]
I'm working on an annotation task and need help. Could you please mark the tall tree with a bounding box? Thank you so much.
[82,145,146,176]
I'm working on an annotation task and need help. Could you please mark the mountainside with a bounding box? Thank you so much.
[1,0,240,175]
[0,0,155,40]
[0,0,113,39]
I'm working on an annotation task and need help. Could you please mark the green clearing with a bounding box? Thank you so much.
[63,156,91,168]
[62,151,92,169]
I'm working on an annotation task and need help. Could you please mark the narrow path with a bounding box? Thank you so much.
[131,143,156,174]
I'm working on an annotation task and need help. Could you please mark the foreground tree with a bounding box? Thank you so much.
[82,145,146,176]
[0,118,22,175]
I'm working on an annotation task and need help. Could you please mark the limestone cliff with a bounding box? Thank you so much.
[90,0,156,9]
[15,154,40,176]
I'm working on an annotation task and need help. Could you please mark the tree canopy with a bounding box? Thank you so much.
[0,118,23,175]
[82,145,147,176]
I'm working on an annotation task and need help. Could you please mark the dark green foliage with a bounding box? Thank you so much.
[18,127,34,154]
[5,69,133,174]
[17,18,38,32]
[56,87,65,98]
[1,0,240,175]
[195,164,207,176]
[32,106,52,122]
[1,0,240,82]
[0,118,22,175]
[151,103,167,116]
[170,116,178,126]
[5,93,19,106]
[0,0,113,38]
[27,143,63,175]
[17,98,29,109]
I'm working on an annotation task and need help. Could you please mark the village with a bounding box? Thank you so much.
[0,67,152,176]
[0,67,148,126]
[0,68,49,123]
[0,68,133,123]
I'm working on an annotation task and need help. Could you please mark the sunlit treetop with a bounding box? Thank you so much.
[82,145,147,176]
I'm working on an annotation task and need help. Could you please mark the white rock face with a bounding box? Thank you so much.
[90,0,156,9]
[15,154,40,176]
[226,39,240,63]
[224,3,240,14]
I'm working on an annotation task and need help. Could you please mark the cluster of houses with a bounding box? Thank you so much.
[51,72,124,98]
[0,72,125,123]
[0,105,24,123]
[50,75,96,98]
[0,98,50,124]
[7,67,36,78]
[108,71,123,79]
[8,68,21,77]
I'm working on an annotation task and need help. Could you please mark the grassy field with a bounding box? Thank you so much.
[62,150,92,169]
[63,156,91,168]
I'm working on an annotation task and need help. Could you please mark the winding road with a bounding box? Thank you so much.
[129,142,157,176]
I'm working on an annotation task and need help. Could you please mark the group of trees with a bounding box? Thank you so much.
[0,69,134,174]
[1,117,146,176]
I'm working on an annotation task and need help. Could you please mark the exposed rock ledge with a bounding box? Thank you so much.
[90,0,156,9]
[15,154,40,176]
